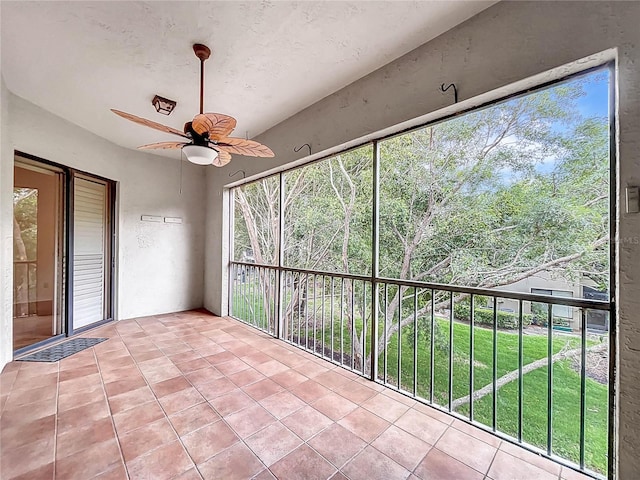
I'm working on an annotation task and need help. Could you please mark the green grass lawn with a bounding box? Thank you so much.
[230,279,275,333]
[381,319,607,473]
[232,286,609,474]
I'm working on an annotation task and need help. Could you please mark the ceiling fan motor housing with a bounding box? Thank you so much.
[183,121,209,145]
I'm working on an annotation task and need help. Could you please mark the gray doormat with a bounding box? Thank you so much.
[17,337,108,362]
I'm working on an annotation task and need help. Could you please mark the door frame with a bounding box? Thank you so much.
[13,150,116,355]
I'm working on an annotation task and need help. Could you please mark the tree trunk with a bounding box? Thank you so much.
[13,215,29,317]
[450,341,608,410]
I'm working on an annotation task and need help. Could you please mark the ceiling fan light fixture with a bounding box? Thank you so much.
[152,95,177,115]
[182,144,219,165]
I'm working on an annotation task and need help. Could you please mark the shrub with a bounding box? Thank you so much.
[453,303,533,330]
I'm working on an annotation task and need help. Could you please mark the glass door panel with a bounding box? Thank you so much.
[13,161,65,350]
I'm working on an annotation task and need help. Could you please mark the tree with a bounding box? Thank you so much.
[13,188,38,316]
[232,73,610,375]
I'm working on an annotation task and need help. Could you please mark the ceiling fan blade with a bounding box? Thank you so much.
[137,142,188,150]
[217,137,275,158]
[192,113,237,140]
[212,149,232,167]
[111,109,189,138]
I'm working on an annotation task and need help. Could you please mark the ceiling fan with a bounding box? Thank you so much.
[111,43,274,167]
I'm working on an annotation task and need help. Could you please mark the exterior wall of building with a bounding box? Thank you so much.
[493,272,582,329]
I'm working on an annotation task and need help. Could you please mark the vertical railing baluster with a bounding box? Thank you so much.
[233,264,237,318]
[281,271,285,340]
[305,274,310,350]
[397,287,402,390]
[239,265,243,319]
[297,273,302,346]
[251,266,254,324]
[246,266,253,325]
[287,271,292,340]
[254,266,258,328]
[518,299,524,442]
[282,270,293,341]
[257,267,260,328]
[547,303,553,455]
[470,294,475,421]
[249,266,253,326]
[384,283,388,384]
[413,288,418,397]
[256,267,260,329]
[580,308,587,469]
[351,279,356,370]
[262,267,266,331]
[248,266,252,324]
[492,297,498,431]
[230,264,235,318]
[266,268,270,332]
[258,267,264,333]
[429,289,435,404]
[363,281,367,375]
[228,264,232,318]
[322,276,326,360]
[244,265,248,321]
[340,278,345,366]
[313,274,317,355]
[448,292,454,412]
[331,276,335,363]
[258,267,262,329]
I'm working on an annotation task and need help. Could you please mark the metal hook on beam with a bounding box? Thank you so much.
[440,83,458,104]
[229,170,246,179]
[294,143,312,156]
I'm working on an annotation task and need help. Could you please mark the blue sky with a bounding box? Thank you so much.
[529,68,610,175]
[577,69,610,118]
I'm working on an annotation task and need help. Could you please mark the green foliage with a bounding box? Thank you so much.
[13,188,38,261]
[453,302,533,329]
[234,72,610,295]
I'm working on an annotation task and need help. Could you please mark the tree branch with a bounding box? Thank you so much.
[451,341,607,410]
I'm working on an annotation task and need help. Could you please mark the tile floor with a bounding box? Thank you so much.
[0,311,592,480]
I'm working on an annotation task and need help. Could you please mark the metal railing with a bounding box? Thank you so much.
[229,260,611,478]
[229,263,278,336]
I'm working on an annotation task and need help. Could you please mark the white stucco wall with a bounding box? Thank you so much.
[204,2,640,477]
[0,92,206,366]
[0,76,13,368]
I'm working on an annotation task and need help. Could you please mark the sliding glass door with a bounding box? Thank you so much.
[13,153,115,353]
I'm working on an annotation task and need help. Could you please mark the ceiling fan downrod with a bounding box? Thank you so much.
[193,44,211,115]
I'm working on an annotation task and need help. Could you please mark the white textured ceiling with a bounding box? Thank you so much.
[1,1,495,156]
